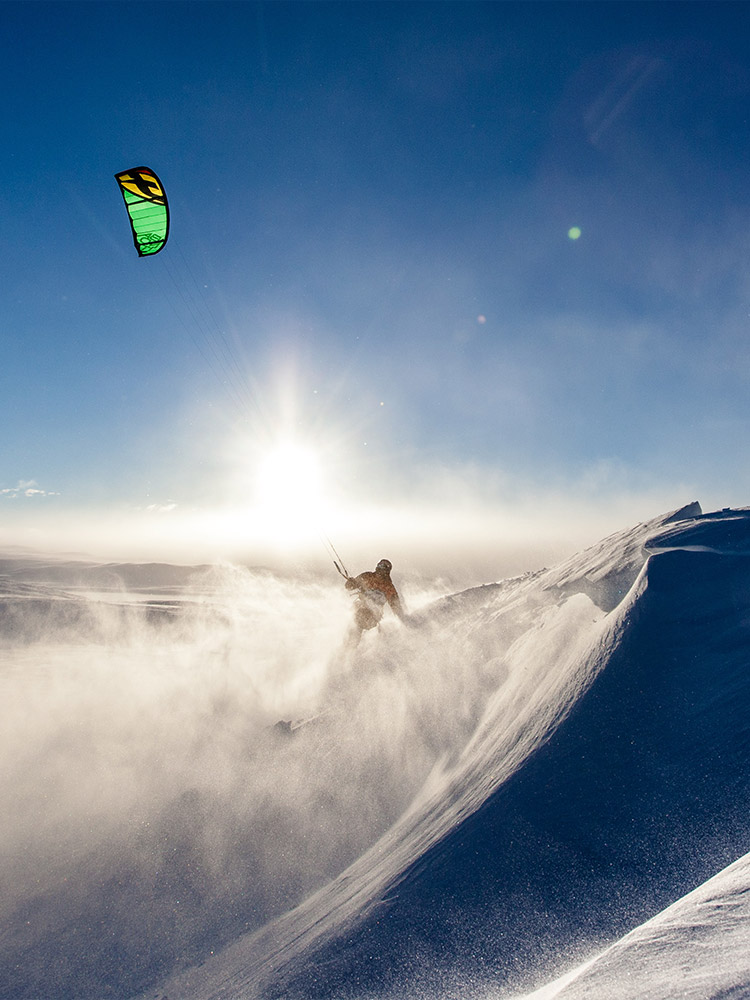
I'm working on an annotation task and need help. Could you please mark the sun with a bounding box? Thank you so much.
[254,441,326,535]
[256,442,322,505]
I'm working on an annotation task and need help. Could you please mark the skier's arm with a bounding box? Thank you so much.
[387,589,406,621]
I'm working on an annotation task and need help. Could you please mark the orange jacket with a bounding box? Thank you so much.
[346,570,405,626]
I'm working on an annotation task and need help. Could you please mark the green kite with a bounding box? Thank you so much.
[114,166,170,256]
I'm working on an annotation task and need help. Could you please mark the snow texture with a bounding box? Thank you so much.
[3,502,750,1000]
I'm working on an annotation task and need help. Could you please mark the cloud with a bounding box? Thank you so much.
[143,501,178,513]
[1,480,60,499]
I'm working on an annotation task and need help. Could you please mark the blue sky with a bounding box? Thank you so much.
[3,1,750,570]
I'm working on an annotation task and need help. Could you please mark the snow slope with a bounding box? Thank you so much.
[140,501,750,1000]
[516,850,750,1000]
[4,503,750,1000]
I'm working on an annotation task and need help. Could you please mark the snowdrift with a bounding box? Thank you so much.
[138,502,750,1000]
[518,851,750,1000]
[3,503,750,1000]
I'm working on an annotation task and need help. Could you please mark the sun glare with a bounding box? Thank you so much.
[254,442,325,543]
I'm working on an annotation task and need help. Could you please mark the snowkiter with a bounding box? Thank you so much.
[345,558,405,645]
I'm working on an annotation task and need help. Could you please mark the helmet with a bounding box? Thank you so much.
[376,558,392,574]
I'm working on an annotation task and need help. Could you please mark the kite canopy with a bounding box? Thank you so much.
[114,166,170,256]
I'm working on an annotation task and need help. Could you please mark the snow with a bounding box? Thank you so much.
[516,852,750,1000]
[2,502,750,1000]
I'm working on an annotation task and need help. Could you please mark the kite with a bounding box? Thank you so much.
[114,166,170,256]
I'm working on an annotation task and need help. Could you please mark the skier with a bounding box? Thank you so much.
[344,558,406,646]
[275,559,406,735]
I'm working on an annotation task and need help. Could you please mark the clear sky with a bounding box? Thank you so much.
[3,1,750,572]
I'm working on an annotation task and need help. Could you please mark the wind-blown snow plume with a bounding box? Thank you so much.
[0,557,513,999]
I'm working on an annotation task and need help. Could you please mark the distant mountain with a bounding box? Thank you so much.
[0,551,212,591]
